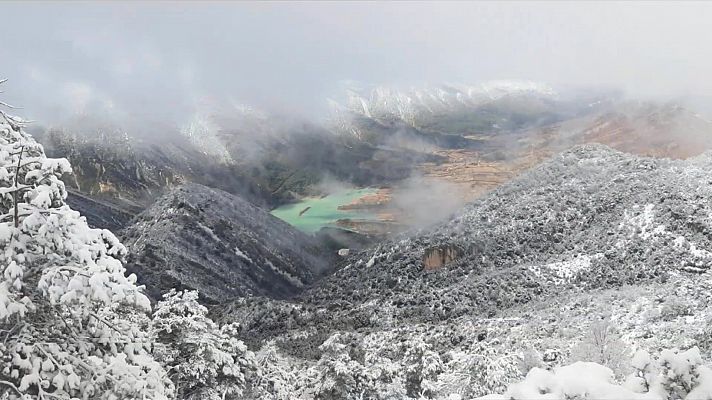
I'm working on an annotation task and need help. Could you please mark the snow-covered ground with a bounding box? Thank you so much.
[219,144,712,398]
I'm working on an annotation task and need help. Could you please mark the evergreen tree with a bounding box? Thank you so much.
[0,82,171,399]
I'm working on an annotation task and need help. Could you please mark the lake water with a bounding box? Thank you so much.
[270,188,378,233]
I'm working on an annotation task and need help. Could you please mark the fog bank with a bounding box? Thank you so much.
[1,2,712,128]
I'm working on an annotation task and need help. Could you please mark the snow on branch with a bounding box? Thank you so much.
[0,83,173,399]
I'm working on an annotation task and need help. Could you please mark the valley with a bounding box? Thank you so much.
[39,85,712,248]
[5,3,712,399]
[6,81,712,399]
[13,81,712,399]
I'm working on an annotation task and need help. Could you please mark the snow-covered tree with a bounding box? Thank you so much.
[652,347,707,399]
[247,342,298,400]
[310,332,388,400]
[0,84,171,399]
[569,318,629,376]
[478,347,712,400]
[402,338,443,399]
[625,349,656,393]
[437,342,520,399]
[151,289,257,400]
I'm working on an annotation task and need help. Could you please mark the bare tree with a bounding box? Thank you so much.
[569,318,630,376]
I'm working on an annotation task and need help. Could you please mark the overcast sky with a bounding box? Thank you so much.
[2,1,712,127]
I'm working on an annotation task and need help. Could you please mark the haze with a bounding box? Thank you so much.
[2,1,712,127]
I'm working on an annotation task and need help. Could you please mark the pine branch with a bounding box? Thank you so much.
[0,380,22,397]
[0,100,20,109]
[13,146,24,227]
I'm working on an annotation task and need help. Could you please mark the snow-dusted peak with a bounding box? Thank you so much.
[325,80,558,137]
[332,80,557,124]
[476,80,557,97]
[229,101,270,121]
[180,113,232,163]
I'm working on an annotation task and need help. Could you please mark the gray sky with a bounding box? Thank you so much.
[2,1,712,127]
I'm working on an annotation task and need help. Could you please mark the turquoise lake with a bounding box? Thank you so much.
[270,188,378,233]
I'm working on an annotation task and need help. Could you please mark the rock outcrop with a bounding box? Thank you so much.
[422,244,462,271]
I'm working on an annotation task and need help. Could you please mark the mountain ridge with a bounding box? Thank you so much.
[218,143,712,361]
[121,182,334,303]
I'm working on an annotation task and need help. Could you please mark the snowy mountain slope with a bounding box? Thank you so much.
[222,145,712,354]
[216,144,712,397]
[578,102,712,159]
[221,272,712,399]
[297,144,712,319]
[342,81,557,122]
[36,126,275,220]
[328,81,566,137]
[65,189,137,231]
[121,183,333,303]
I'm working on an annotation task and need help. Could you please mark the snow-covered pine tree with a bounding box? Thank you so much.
[248,341,301,400]
[0,81,172,399]
[151,289,257,400]
[311,332,381,400]
[402,338,443,399]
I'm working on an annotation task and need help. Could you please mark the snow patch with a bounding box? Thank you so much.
[620,204,661,239]
[196,222,221,243]
[529,255,594,285]
[264,259,304,288]
[234,247,253,264]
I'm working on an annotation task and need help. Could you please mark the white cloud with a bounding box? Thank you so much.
[1,2,712,124]
[63,82,94,115]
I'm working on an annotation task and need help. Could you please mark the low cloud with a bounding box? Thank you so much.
[2,2,712,132]
[390,174,470,229]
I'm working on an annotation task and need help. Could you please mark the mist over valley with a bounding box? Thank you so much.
[3,3,712,400]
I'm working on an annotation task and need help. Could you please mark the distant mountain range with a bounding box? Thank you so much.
[29,80,712,251]
[327,81,603,137]
[336,81,558,123]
